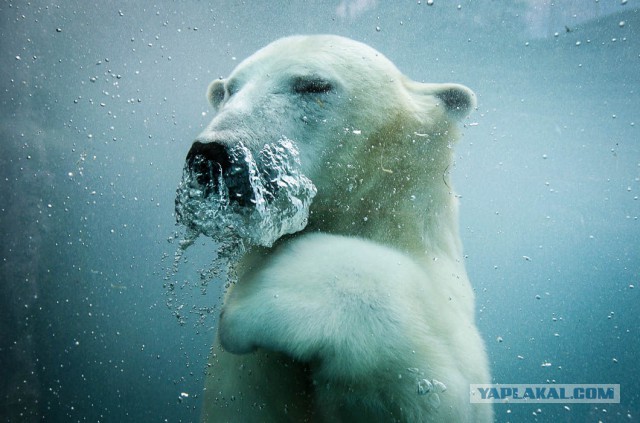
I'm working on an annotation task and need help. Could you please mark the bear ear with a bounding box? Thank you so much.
[431,83,476,120]
[207,79,226,110]
[410,82,476,120]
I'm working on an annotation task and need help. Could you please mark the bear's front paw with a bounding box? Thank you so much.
[217,287,318,360]
[215,233,425,368]
[217,308,259,354]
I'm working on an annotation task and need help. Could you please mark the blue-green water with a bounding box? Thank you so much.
[1,1,638,422]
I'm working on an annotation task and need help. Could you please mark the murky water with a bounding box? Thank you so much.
[3,2,639,422]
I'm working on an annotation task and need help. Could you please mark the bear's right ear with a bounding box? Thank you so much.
[207,79,226,110]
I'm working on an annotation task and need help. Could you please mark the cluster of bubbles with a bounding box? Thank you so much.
[175,137,316,249]
[165,137,316,325]
[408,367,447,409]
[162,231,240,326]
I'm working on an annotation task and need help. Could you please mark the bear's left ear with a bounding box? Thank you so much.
[411,82,477,120]
[432,83,476,120]
[207,79,226,110]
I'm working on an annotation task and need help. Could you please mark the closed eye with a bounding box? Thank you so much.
[292,76,334,95]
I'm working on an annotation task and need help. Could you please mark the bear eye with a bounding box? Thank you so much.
[292,76,334,95]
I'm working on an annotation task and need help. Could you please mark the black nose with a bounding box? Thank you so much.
[185,141,254,207]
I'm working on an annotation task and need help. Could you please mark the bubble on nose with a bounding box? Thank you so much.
[175,137,316,249]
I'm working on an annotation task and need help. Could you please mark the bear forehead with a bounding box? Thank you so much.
[231,35,402,82]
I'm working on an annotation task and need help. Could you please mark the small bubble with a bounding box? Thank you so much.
[417,379,433,395]
[432,379,446,392]
[375,26,381,32]
[619,21,626,28]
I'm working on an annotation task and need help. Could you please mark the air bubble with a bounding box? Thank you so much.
[418,379,433,395]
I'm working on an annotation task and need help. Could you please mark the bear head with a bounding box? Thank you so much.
[176,35,476,253]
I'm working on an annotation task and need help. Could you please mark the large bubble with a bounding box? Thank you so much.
[174,137,316,249]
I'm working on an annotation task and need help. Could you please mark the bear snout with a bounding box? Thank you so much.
[185,141,255,207]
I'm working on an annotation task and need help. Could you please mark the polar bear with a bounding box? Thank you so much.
[178,35,492,422]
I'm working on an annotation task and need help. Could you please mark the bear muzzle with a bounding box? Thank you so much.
[176,136,316,247]
[185,141,257,207]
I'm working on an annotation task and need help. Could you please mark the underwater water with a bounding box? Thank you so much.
[1,1,638,422]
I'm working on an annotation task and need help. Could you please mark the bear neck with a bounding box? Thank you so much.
[308,180,461,260]
[307,132,463,262]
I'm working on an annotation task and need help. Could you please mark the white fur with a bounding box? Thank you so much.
[200,35,492,422]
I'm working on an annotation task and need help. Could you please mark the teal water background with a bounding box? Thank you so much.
[1,2,638,421]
